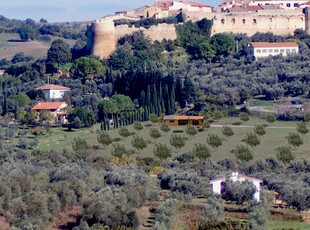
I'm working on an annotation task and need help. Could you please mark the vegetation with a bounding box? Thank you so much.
[0,14,310,229]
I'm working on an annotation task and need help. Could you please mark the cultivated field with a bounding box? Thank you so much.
[30,116,310,162]
[0,33,76,60]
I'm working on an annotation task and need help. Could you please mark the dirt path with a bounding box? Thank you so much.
[211,124,296,129]
[48,206,81,230]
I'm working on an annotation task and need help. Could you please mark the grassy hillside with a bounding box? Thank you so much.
[27,116,309,162]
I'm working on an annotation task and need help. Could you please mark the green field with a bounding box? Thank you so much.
[30,116,310,162]
[267,220,310,230]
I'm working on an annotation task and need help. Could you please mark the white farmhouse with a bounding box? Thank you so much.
[35,84,70,101]
[210,172,263,202]
[247,42,299,59]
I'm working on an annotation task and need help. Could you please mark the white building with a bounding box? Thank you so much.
[251,0,309,9]
[210,172,263,202]
[35,84,70,101]
[247,42,299,59]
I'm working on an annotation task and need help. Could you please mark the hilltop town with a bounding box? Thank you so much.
[87,0,310,58]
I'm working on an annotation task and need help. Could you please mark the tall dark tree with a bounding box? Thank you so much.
[47,39,72,69]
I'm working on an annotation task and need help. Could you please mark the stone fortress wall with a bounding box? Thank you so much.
[87,8,310,59]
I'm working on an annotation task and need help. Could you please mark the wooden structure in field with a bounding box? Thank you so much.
[161,115,204,126]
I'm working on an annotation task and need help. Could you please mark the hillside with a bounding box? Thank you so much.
[0,33,76,60]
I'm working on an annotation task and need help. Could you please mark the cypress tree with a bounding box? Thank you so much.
[170,85,176,113]
[146,85,151,111]
[139,90,146,107]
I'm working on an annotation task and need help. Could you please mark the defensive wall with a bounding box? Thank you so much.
[87,8,310,59]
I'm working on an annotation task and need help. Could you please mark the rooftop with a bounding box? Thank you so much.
[32,102,67,110]
[163,115,204,120]
[250,42,299,48]
[35,84,70,91]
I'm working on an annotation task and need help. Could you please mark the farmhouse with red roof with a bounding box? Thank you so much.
[32,102,68,124]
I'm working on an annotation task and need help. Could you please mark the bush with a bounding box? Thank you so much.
[173,130,184,133]
[232,122,242,126]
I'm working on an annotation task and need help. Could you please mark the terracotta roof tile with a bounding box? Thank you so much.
[250,42,299,48]
[35,84,70,91]
[32,102,67,110]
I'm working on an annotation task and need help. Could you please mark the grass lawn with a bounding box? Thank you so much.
[267,220,310,230]
[30,116,310,162]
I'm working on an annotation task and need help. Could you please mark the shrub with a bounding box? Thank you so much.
[173,130,184,133]
[119,127,130,138]
[276,146,294,164]
[232,122,242,126]
[160,123,170,132]
[254,125,266,136]
[170,134,185,150]
[111,143,127,158]
[193,143,211,160]
[97,132,112,147]
[153,143,172,161]
[133,121,143,131]
[207,133,223,149]
[203,196,224,221]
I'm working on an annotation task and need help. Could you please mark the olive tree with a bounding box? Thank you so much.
[207,133,223,150]
[149,128,161,140]
[97,132,112,147]
[254,125,266,136]
[222,126,234,139]
[296,122,309,135]
[239,112,249,122]
[243,133,260,148]
[153,143,172,161]
[170,134,185,151]
[131,136,147,153]
[234,144,253,163]
[276,146,294,164]
[286,132,303,148]
[193,143,211,160]
[185,125,198,138]
[203,196,224,221]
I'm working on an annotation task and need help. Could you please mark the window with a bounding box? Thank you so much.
[242,19,246,24]
[294,3,298,7]
[192,120,199,126]
[268,49,273,53]
[286,3,291,7]
[286,49,291,54]
[178,120,188,125]
[269,18,272,22]
[221,19,225,24]
[256,49,261,53]
[287,18,290,22]
[280,49,285,53]
[253,19,257,24]
[262,49,267,53]
[274,49,279,53]
[231,18,235,24]
[169,120,174,123]
[292,49,297,54]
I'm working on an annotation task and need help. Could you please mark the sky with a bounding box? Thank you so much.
[0,0,222,23]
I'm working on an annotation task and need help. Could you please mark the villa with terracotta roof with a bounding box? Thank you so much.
[210,172,263,202]
[161,115,204,126]
[32,102,68,124]
[35,84,70,101]
[247,42,299,59]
